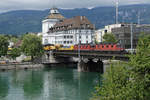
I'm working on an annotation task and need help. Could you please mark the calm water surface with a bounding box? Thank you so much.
[0,66,100,100]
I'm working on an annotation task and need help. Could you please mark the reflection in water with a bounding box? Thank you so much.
[0,66,99,100]
[23,70,44,100]
[0,72,9,99]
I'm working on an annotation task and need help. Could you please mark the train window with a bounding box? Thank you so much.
[99,45,101,48]
[111,45,114,48]
[106,45,109,48]
[102,45,104,48]
[70,36,73,38]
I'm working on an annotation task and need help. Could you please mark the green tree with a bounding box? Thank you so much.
[91,35,150,100]
[127,35,150,100]
[0,35,9,57]
[9,48,21,60]
[21,34,43,61]
[91,62,130,100]
[103,33,117,43]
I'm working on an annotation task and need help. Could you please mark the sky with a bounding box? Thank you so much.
[0,0,150,13]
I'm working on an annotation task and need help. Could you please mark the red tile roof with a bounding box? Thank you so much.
[48,16,94,32]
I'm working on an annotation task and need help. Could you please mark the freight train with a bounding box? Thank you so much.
[43,43,125,53]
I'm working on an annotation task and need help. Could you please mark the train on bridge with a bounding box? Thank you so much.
[43,43,126,53]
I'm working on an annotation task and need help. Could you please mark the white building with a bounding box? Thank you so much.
[95,24,122,43]
[42,8,95,46]
[42,8,65,33]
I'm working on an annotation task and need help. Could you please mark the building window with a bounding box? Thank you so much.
[70,41,73,44]
[64,41,66,44]
[67,41,69,44]
[67,36,69,38]
[64,36,66,38]
[44,39,48,44]
[70,36,73,38]
[86,41,88,43]
[86,35,88,39]
[79,36,81,39]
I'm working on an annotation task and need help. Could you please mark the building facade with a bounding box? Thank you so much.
[42,8,95,46]
[112,24,150,49]
[95,23,150,49]
[95,24,122,42]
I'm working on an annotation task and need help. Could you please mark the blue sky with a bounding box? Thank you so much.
[0,0,149,12]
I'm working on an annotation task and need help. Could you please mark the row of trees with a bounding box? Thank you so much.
[91,35,150,100]
[0,34,43,62]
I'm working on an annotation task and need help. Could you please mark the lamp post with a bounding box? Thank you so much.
[130,23,133,54]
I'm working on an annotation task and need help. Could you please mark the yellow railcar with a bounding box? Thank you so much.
[58,45,74,50]
[43,44,56,51]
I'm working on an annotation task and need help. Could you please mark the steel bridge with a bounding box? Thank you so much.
[52,50,129,61]
[43,50,130,72]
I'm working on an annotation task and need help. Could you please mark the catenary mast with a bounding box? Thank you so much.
[116,0,119,24]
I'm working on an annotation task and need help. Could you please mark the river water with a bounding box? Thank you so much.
[0,66,100,100]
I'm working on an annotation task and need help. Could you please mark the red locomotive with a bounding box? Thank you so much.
[74,43,124,52]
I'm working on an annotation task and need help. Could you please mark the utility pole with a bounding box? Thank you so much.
[116,0,119,24]
[138,11,140,25]
[130,23,133,54]
[78,30,81,63]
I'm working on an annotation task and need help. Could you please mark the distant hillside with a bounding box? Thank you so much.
[0,4,150,35]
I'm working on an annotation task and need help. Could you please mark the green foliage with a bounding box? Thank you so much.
[0,35,9,57]
[21,34,43,61]
[91,35,150,100]
[91,62,130,100]
[128,35,150,100]
[9,48,21,60]
[103,33,117,43]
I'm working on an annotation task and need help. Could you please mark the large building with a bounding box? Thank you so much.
[42,8,95,46]
[112,24,150,49]
[95,23,150,49]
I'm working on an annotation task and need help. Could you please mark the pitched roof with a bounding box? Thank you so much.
[46,8,65,19]
[47,13,65,19]
[13,40,22,48]
[49,16,94,32]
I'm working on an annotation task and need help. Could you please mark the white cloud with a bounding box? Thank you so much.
[0,0,149,12]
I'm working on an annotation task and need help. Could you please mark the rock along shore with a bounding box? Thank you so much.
[0,62,44,70]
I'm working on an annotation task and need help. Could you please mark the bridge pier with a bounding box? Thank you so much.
[77,58,103,73]
[42,51,74,64]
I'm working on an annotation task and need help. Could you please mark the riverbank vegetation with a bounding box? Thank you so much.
[91,35,150,100]
[21,34,44,61]
[0,33,43,63]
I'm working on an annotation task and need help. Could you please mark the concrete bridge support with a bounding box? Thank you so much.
[77,58,103,73]
[42,51,74,64]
